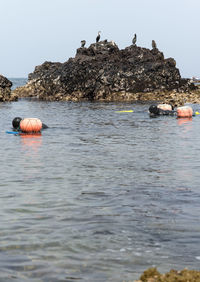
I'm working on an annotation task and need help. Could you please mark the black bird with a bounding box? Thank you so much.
[152,40,157,49]
[96,31,101,43]
[132,33,137,45]
[81,40,86,48]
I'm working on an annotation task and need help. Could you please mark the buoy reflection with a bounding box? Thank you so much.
[177,117,193,133]
[177,117,192,125]
[20,133,42,153]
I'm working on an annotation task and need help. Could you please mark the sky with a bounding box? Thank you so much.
[0,0,199,78]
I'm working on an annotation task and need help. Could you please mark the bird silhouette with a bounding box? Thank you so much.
[152,40,157,49]
[81,40,86,48]
[96,31,101,43]
[132,34,137,45]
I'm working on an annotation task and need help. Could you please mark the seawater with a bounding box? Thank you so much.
[1,78,200,281]
[10,78,27,90]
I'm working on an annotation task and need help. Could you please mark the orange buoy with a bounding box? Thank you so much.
[20,118,42,133]
[177,106,193,118]
[157,104,172,111]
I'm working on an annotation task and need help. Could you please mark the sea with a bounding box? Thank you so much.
[0,78,200,281]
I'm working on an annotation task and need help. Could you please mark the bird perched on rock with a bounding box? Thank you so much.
[81,40,86,48]
[152,40,157,49]
[132,33,137,45]
[96,31,101,43]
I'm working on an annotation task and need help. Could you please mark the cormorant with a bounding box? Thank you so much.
[96,31,101,43]
[132,33,137,45]
[152,40,157,49]
[81,40,86,48]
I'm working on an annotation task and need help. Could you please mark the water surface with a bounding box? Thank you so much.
[1,81,200,281]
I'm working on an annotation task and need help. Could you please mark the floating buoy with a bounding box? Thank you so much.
[20,118,42,133]
[157,104,172,111]
[195,111,200,115]
[177,106,193,118]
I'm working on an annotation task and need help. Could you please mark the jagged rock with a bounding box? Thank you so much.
[0,74,17,102]
[13,41,197,104]
[135,267,200,282]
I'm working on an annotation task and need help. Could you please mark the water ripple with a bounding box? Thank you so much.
[1,99,200,280]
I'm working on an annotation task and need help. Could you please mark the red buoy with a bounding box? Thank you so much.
[177,106,193,118]
[20,118,42,133]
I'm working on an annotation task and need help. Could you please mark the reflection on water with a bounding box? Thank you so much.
[20,133,42,152]
[177,117,193,126]
[19,134,43,183]
[177,117,193,136]
[1,99,200,281]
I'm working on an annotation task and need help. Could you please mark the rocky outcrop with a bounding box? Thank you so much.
[135,267,200,282]
[13,41,197,105]
[0,75,17,102]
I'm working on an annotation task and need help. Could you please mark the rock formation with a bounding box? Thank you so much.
[13,41,196,104]
[0,74,17,102]
[135,267,200,282]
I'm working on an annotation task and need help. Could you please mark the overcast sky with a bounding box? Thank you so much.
[0,0,199,78]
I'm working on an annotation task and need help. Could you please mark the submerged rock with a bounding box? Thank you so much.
[0,74,17,102]
[13,41,197,105]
